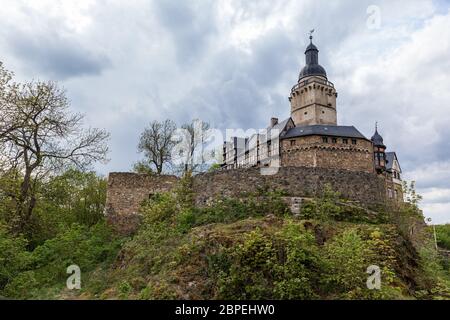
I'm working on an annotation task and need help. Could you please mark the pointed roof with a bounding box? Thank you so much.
[298,33,327,80]
[371,124,385,147]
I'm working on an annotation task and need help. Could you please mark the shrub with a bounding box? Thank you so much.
[3,222,120,299]
[0,224,31,292]
[214,223,322,300]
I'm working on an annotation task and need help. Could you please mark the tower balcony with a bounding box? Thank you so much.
[291,77,334,93]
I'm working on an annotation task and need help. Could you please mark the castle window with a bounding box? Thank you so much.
[387,189,393,198]
[290,140,296,146]
[351,139,357,145]
[342,138,348,144]
[332,138,337,143]
[322,137,328,143]
[304,112,308,115]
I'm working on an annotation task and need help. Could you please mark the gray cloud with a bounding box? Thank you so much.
[152,0,218,65]
[8,29,111,80]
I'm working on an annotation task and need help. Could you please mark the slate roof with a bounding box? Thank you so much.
[282,125,368,140]
[266,118,292,138]
[385,152,401,172]
[371,129,385,147]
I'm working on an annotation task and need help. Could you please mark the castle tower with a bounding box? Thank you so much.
[371,124,387,173]
[289,34,338,126]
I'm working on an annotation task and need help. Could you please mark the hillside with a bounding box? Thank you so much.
[1,175,449,300]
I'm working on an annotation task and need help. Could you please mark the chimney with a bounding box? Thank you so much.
[270,117,279,127]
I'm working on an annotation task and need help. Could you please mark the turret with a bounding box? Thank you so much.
[371,123,387,173]
[290,32,338,126]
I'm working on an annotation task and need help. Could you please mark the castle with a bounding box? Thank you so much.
[105,35,404,234]
[221,34,403,201]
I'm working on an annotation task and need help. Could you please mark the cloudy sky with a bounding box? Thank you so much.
[0,0,449,223]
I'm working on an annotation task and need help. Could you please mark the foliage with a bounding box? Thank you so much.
[208,163,221,172]
[435,224,450,250]
[0,223,31,291]
[0,169,108,247]
[2,222,120,299]
[414,242,450,299]
[176,190,289,233]
[132,160,154,175]
[137,119,177,174]
[403,181,423,206]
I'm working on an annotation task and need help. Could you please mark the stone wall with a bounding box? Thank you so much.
[105,172,178,234]
[193,166,386,207]
[105,167,387,234]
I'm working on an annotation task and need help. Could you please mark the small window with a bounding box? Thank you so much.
[332,138,337,143]
[322,111,325,114]
[290,140,296,146]
[342,138,348,144]
[304,112,308,115]
[351,139,357,145]
[387,189,393,198]
[322,137,328,143]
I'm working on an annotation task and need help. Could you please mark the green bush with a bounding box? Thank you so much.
[321,228,372,296]
[0,224,31,291]
[213,223,321,300]
[435,224,450,250]
[3,222,120,299]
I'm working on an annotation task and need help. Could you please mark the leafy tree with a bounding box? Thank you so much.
[138,119,177,174]
[0,65,109,235]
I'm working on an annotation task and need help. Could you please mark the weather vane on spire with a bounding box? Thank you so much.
[309,29,315,43]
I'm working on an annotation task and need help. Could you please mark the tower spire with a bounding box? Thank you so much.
[309,29,314,43]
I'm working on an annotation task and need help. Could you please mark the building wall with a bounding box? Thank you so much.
[280,135,374,173]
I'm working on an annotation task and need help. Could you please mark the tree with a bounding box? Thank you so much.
[137,119,177,174]
[0,64,109,235]
[174,119,212,174]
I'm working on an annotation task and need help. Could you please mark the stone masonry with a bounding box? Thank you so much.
[105,167,387,234]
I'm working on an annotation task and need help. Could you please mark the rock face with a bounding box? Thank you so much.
[105,167,387,234]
